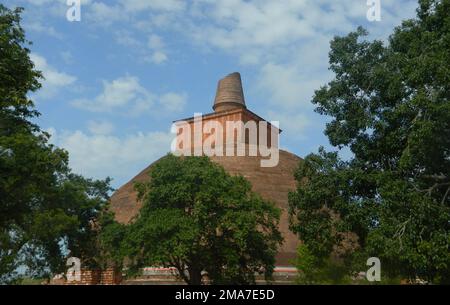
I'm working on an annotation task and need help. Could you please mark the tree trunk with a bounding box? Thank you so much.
[188,265,203,285]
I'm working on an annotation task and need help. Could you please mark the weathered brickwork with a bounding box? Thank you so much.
[174,108,278,152]
[64,268,122,285]
[213,72,246,112]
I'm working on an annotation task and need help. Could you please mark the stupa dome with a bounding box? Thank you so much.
[110,73,302,266]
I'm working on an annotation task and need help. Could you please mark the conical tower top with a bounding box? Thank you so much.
[213,72,246,112]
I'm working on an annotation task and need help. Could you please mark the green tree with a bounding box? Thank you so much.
[121,154,282,285]
[0,4,113,283]
[294,244,354,285]
[289,0,450,284]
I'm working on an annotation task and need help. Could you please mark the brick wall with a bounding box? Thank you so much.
[99,268,122,285]
[65,268,122,285]
[174,108,279,155]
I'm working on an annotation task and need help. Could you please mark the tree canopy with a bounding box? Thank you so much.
[289,0,450,284]
[0,4,113,283]
[118,154,282,285]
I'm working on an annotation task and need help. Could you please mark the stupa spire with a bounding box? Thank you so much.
[213,72,246,112]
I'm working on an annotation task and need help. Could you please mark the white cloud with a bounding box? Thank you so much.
[114,29,169,65]
[257,61,329,110]
[60,51,75,64]
[48,128,173,187]
[266,110,310,140]
[25,21,63,38]
[86,2,127,26]
[146,51,168,64]
[72,75,187,116]
[72,75,153,113]
[119,0,186,12]
[30,53,77,99]
[146,34,169,64]
[148,34,165,49]
[189,0,315,51]
[82,0,185,26]
[185,0,415,57]
[114,30,141,47]
[87,120,114,135]
[25,0,61,5]
[25,0,91,5]
[114,31,169,64]
[160,92,187,112]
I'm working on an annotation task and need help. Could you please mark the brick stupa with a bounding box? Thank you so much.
[110,72,301,266]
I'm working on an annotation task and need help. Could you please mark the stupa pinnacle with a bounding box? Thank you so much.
[213,72,246,112]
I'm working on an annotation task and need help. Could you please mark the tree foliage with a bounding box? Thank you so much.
[0,4,113,283]
[120,154,282,285]
[289,0,450,284]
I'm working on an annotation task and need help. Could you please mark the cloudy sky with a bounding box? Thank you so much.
[6,0,419,188]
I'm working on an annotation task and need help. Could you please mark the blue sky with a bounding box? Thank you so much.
[5,0,418,188]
